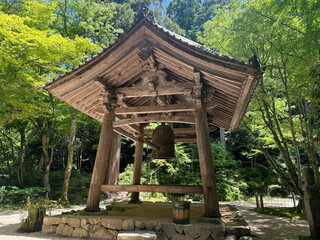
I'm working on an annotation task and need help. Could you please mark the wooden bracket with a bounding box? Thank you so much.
[94,77,108,91]
[100,89,117,113]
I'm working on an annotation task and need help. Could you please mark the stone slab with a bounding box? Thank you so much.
[117,231,157,240]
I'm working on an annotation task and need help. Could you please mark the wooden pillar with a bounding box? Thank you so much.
[195,106,221,218]
[130,127,144,203]
[104,132,121,185]
[85,110,115,211]
[220,128,226,148]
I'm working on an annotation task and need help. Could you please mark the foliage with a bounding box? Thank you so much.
[119,142,248,201]
[153,7,186,36]
[0,186,48,206]
[0,0,97,123]
[199,0,320,193]
[2,0,316,208]
[52,0,122,48]
[211,143,248,200]
[166,0,229,40]
[49,170,92,204]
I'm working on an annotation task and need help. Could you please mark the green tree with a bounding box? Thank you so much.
[199,0,320,195]
[0,0,96,188]
[51,0,122,205]
[166,0,229,40]
[52,0,122,48]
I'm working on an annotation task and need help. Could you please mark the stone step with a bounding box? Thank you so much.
[117,231,157,240]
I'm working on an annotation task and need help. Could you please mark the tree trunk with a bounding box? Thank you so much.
[59,109,77,206]
[261,98,300,193]
[36,118,51,189]
[244,121,296,192]
[279,63,303,189]
[292,192,296,208]
[299,100,320,185]
[17,121,28,187]
[36,154,44,174]
[260,194,264,213]
[254,191,260,208]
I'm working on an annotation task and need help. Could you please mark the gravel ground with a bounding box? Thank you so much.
[233,202,310,240]
[0,207,84,240]
[0,202,311,240]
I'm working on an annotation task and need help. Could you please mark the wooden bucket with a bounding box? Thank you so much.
[172,201,190,224]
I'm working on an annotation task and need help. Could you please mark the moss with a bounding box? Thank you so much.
[254,207,303,220]
[19,195,48,232]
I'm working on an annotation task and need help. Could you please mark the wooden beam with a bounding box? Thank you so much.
[113,115,195,127]
[115,103,194,115]
[116,115,141,134]
[144,126,216,136]
[113,127,139,142]
[101,185,203,194]
[174,138,197,143]
[117,82,193,98]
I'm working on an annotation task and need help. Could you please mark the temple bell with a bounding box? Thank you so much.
[151,123,175,159]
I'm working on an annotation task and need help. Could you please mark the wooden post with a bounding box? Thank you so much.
[104,132,121,185]
[220,128,226,148]
[130,127,144,203]
[195,106,221,218]
[85,109,115,211]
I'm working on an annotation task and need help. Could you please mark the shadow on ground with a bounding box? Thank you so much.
[235,203,309,240]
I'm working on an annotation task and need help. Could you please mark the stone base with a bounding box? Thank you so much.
[42,203,252,240]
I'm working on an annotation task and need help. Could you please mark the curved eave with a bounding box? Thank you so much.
[45,16,261,131]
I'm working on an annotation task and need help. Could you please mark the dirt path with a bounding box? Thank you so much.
[234,202,310,240]
[0,207,85,240]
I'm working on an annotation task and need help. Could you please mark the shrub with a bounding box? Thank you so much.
[0,186,48,205]
[49,170,91,204]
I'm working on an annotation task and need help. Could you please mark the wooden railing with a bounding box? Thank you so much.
[101,185,203,194]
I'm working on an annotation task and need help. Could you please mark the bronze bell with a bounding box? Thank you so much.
[152,123,175,159]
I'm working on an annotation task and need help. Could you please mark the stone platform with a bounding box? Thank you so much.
[42,202,252,240]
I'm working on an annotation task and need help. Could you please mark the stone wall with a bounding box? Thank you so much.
[42,215,252,240]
